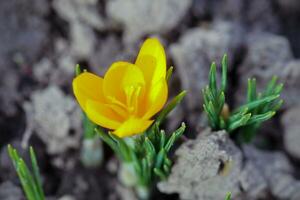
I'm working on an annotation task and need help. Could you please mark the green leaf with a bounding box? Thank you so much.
[246,111,276,125]
[166,66,174,83]
[154,90,186,127]
[95,128,118,153]
[247,78,257,103]
[155,148,166,169]
[209,62,217,97]
[221,54,228,92]
[228,113,251,132]
[225,192,231,200]
[154,168,167,180]
[234,94,279,113]
[75,64,82,76]
[30,147,45,200]
[8,145,45,200]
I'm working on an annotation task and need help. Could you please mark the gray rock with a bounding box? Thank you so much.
[158,129,244,200]
[239,160,268,199]
[279,60,300,107]
[107,0,192,44]
[170,21,244,110]
[70,22,97,59]
[0,0,49,116]
[245,0,280,33]
[0,67,20,116]
[0,0,49,64]
[89,35,133,76]
[192,0,244,20]
[236,32,295,106]
[52,0,106,30]
[24,85,82,154]
[281,105,300,159]
[276,0,300,14]
[158,128,300,200]
[0,181,23,200]
[33,38,77,86]
[243,145,300,200]
[192,0,279,32]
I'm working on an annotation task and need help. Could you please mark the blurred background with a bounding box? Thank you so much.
[0,0,300,199]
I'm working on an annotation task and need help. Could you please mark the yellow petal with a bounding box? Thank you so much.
[135,38,166,86]
[113,118,153,138]
[103,61,145,103]
[142,78,168,119]
[86,100,123,130]
[73,72,106,112]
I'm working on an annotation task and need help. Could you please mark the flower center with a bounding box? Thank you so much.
[107,84,143,119]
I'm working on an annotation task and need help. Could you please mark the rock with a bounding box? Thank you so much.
[238,160,268,199]
[70,22,97,59]
[89,35,133,76]
[245,0,280,33]
[0,67,20,116]
[0,0,49,116]
[279,60,300,106]
[276,0,300,14]
[243,145,300,200]
[192,0,279,32]
[0,0,49,64]
[236,32,295,106]
[53,0,101,59]
[158,129,244,200]
[33,38,77,86]
[24,85,82,154]
[192,0,244,20]
[281,105,300,159]
[170,21,244,110]
[107,0,192,44]
[0,181,23,200]
[52,0,106,30]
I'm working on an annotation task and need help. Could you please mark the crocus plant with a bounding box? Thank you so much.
[73,38,186,198]
[202,55,283,142]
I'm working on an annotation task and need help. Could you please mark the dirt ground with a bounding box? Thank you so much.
[0,0,300,199]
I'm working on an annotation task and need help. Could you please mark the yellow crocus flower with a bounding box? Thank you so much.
[73,38,168,137]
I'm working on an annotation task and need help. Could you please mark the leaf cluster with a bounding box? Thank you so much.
[8,145,45,200]
[202,54,283,142]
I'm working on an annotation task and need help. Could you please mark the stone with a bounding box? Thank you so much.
[24,85,82,154]
[236,32,297,107]
[281,105,300,159]
[279,60,300,107]
[32,38,77,86]
[52,0,106,30]
[245,0,280,33]
[238,160,268,199]
[243,145,300,200]
[89,35,132,76]
[276,0,300,14]
[0,67,20,116]
[0,0,49,64]
[192,0,279,32]
[0,181,23,200]
[70,22,97,59]
[107,0,192,44]
[158,129,244,200]
[0,0,49,116]
[170,21,244,110]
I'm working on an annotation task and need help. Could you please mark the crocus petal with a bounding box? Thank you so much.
[86,100,123,130]
[73,72,106,112]
[103,61,145,103]
[142,78,168,119]
[113,118,153,138]
[135,38,166,86]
